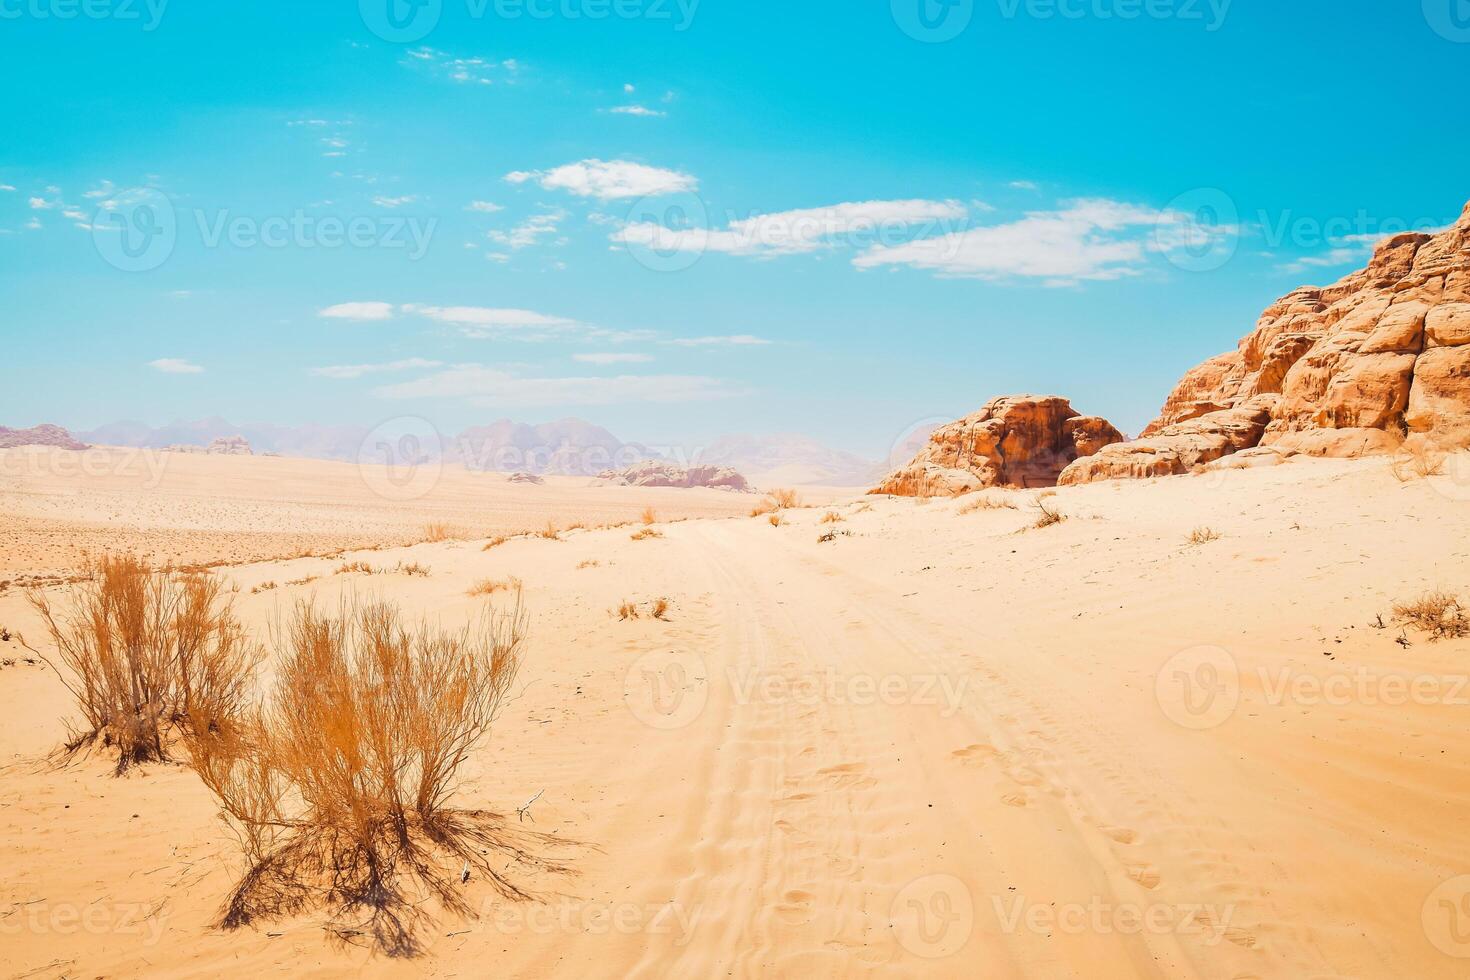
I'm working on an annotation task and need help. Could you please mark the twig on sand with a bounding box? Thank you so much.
[517,789,545,823]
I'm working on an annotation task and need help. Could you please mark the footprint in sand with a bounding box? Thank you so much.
[1001,791,1030,808]
[950,743,999,767]
[1223,927,1258,948]
[1102,826,1138,844]
[775,889,815,925]
[1127,865,1161,889]
[816,763,878,790]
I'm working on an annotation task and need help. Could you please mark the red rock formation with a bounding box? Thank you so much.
[0,424,89,451]
[872,395,1123,495]
[1062,199,1470,484]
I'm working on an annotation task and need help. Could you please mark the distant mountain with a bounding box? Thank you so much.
[81,418,371,461]
[697,433,880,487]
[449,418,659,476]
[0,423,89,451]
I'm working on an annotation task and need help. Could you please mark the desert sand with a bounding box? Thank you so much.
[3,448,1469,978]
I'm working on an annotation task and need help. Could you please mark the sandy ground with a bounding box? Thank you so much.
[0,447,786,588]
[2,454,1469,978]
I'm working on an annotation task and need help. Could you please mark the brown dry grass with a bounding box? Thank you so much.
[23,555,260,772]
[820,511,844,524]
[576,560,600,570]
[421,522,455,543]
[651,598,670,621]
[640,507,658,526]
[182,597,573,955]
[1393,590,1468,640]
[630,527,662,541]
[1391,440,1447,482]
[769,488,801,509]
[1032,499,1066,530]
[466,576,523,597]
[616,600,639,621]
[336,561,379,576]
[482,536,510,552]
[768,513,782,528]
[1187,526,1222,545]
[538,522,560,541]
[958,492,1019,514]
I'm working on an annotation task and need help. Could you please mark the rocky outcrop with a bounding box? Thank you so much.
[1062,199,1470,484]
[164,435,253,455]
[599,460,751,492]
[0,424,89,451]
[872,395,1124,495]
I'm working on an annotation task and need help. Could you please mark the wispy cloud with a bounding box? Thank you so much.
[1008,180,1040,191]
[507,158,696,200]
[613,199,967,257]
[371,195,417,208]
[487,209,567,250]
[310,358,444,379]
[465,200,503,213]
[373,365,742,406]
[149,358,204,374]
[319,301,396,321]
[403,47,516,85]
[666,334,773,347]
[852,198,1235,284]
[609,105,666,117]
[572,352,653,364]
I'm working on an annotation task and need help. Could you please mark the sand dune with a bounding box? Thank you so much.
[2,452,1468,977]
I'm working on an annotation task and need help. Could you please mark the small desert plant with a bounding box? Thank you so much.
[396,562,431,578]
[539,522,560,541]
[1187,526,1222,545]
[251,581,279,594]
[466,576,523,597]
[336,561,379,576]
[817,529,852,544]
[768,513,783,527]
[576,560,601,570]
[421,522,453,543]
[1391,441,1447,482]
[640,507,658,526]
[1032,499,1066,530]
[0,625,10,642]
[651,598,670,621]
[630,527,663,541]
[482,535,510,552]
[24,556,260,772]
[820,511,844,524]
[958,493,1019,514]
[1393,591,1468,640]
[285,575,319,587]
[616,600,639,621]
[183,597,569,954]
[769,488,801,509]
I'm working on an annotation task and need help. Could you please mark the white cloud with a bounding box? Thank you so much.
[371,195,417,208]
[1009,180,1040,191]
[610,105,666,117]
[319,301,396,321]
[466,200,503,213]
[623,83,636,93]
[402,47,512,85]
[24,217,41,230]
[613,199,968,257]
[404,304,575,328]
[507,158,696,200]
[852,198,1234,283]
[310,358,444,379]
[487,209,566,250]
[82,180,115,199]
[573,352,654,364]
[149,358,204,374]
[28,197,54,210]
[0,184,14,192]
[666,334,773,347]
[373,365,741,406]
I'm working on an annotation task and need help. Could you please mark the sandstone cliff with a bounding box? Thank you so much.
[872,395,1123,495]
[1061,199,1470,485]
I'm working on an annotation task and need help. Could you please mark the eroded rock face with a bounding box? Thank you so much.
[0,424,89,451]
[872,395,1123,495]
[599,460,750,491]
[1063,199,1470,484]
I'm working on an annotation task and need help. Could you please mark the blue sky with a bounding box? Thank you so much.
[3,0,1469,458]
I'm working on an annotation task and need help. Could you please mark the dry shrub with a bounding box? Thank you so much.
[651,598,670,621]
[183,597,573,954]
[396,562,431,578]
[958,492,1019,514]
[1032,499,1066,530]
[466,576,522,597]
[482,535,510,552]
[1391,441,1447,482]
[749,499,777,518]
[421,522,454,543]
[252,581,279,594]
[768,513,783,528]
[769,488,801,509]
[817,529,851,544]
[336,561,378,576]
[24,556,259,772]
[1393,591,1468,640]
[820,511,844,524]
[576,560,600,570]
[1187,526,1222,545]
[285,575,319,587]
[630,527,662,541]
[616,601,639,621]
[539,522,560,541]
[640,507,658,526]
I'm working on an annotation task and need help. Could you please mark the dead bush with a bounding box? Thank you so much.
[1187,526,1222,545]
[482,536,510,552]
[1031,499,1066,530]
[539,522,560,541]
[1393,591,1468,640]
[651,598,670,621]
[958,492,1019,514]
[396,562,431,578]
[768,513,783,528]
[640,507,658,526]
[466,577,522,597]
[820,511,844,524]
[1391,440,1447,482]
[769,488,801,509]
[183,597,572,954]
[616,601,639,621]
[630,527,662,541]
[24,556,260,772]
